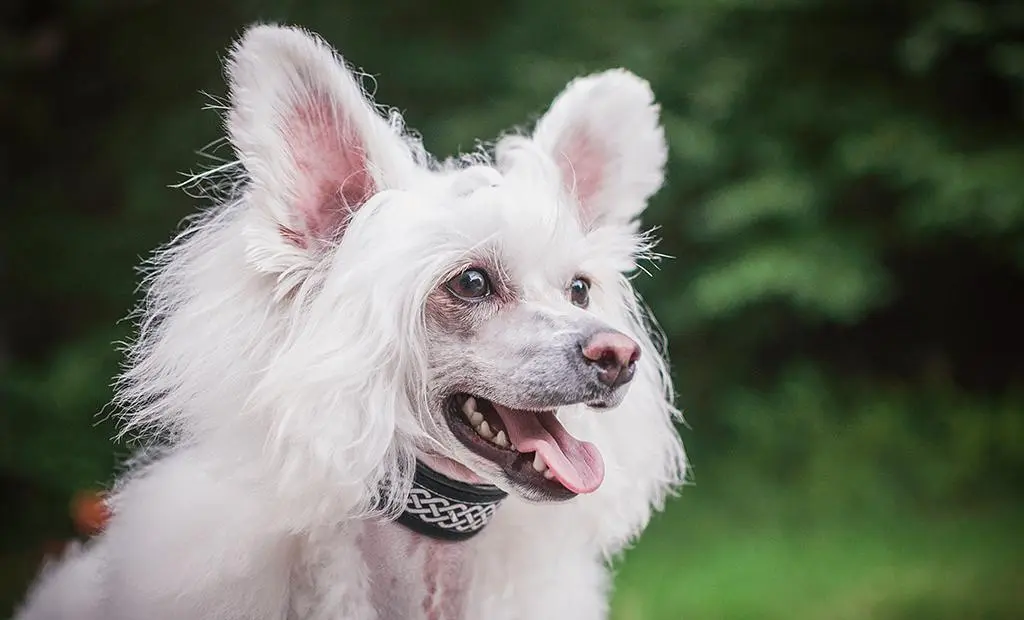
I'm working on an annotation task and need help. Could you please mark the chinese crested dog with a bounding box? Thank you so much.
[16,24,686,620]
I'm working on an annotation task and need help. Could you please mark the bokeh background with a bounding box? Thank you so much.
[2,0,1023,618]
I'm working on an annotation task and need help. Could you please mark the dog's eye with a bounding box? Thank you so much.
[447,268,493,300]
[570,277,590,308]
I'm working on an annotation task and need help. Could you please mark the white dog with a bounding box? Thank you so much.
[15,24,686,620]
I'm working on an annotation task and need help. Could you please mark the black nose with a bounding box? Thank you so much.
[581,331,640,389]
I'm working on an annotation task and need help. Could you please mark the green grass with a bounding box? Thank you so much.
[610,498,1023,620]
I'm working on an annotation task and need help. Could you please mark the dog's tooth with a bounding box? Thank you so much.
[470,411,484,425]
[462,397,477,419]
[494,430,508,448]
[543,470,555,480]
[478,421,494,439]
[532,452,546,472]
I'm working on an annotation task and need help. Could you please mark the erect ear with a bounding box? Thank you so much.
[532,69,667,231]
[226,25,417,251]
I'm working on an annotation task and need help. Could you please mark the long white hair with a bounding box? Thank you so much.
[111,24,686,552]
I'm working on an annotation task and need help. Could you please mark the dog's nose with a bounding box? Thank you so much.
[582,332,640,389]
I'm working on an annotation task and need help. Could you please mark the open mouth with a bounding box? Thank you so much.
[444,394,605,500]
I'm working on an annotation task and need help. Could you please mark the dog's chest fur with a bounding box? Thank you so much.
[289,507,605,620]
[289,520,476,620]
[358,522,470,620]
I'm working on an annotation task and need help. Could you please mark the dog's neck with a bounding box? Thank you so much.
[391,458,507,541]
[416,452,487,485]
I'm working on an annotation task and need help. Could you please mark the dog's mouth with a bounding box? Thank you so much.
[443,394,605,501]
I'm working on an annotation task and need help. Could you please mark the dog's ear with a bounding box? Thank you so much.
[226,25,416,249]
[532,70,667,231]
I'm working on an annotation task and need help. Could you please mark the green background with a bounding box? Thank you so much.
[2,0,1022,617]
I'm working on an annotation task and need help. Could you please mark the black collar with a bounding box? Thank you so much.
[393,461,507,541]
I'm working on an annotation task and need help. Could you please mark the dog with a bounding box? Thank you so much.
[15,24,686,620]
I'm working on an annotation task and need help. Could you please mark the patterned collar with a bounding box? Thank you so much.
[394,461,508,541]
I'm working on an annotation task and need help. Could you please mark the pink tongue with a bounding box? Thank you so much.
[492,406,605,494]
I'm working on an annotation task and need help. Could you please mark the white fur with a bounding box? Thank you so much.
[15,24,685,620]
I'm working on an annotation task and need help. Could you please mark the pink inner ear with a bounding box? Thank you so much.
[285,94,376,244]
[556,128,606,223]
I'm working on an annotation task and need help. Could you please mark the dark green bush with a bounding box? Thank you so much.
[1,0,1021,524]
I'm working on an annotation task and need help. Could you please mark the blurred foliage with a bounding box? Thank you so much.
[1,0,1023,616]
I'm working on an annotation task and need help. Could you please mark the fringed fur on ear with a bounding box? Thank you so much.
[225,24,423,295]
[530,69,668,232]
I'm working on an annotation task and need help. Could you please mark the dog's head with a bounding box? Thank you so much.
[122,25,683,532]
